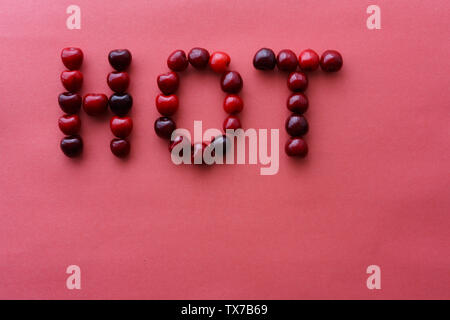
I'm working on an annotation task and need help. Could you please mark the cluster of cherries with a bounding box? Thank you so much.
[58,48,133,157]
[253,48,343,157]
[154,48,244,163]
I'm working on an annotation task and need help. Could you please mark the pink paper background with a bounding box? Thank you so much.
[0,0,449,299]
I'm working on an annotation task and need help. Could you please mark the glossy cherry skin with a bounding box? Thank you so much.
[253,48,276,70]
[320,50,343,72]
[167,50,188,72]
[61,70,83,92]
[191,142,208,164]
[299,49,319,72]
[157,71,179,95]
[188,48,210,69]
[208,135,231,157]
[285,114,309,136]
[110,139,130,157]
[156,94,179,116]
[61,47,83,70]
[223,115,241,131]
[58,114,81,135]
[154,117,176,139]
[109,93,132,116]
[209,52,230,73]
[285,137,308,157]
[287,93,308,114]
[287,71,308,92]
[221,71,243,93]
[168,135,190,158]
[107,71,130,93]
[82,93,108,116]
[60,135,83,157]
[110,116,133,138]
[223,94,243,114]
[58,92,82,114]
[276,49,298,72]
[108,49,132,71]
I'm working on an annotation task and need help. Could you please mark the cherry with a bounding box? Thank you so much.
[223,94,243,114]
[208,135,231,157]
[209,52,230,73]
[110,116,133,138]
[298,49,319,72]
[167,50,188,72]
[157,71,179,95]
[58,114,81,135]
[221,71,243,93]
[110,138,130,157]
[287,71,308,92]
[60,135,83,157]
[108,49,132,71]
[285,114,309,136]
[191,142,208,164]
[287,93,308,114]
[276,49,298,72]
[285,137,308,157]
[61,47,83,70]
[168,135,190,158]
[223,115,241,131]
[107,71,130,93]
[156,94,179,116]
[58,92,81,114]
[109,93,133,116]
[253,48,276,70]
[61,70,83,92]
[154,117,176,139]
[320,50,343,72]
[188,48,210,69]
[82,93,108,116]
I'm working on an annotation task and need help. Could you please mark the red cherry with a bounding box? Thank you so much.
[154,117,176,139]
[60,135,83,157]
[58,114,81,135]
[58,92,82,114]
[285,114,309,136]
[82,93,108,116]
[253,48,276,70]
[155,94,179,116]
[110,138,130,157]
[209,52,230,73]
[221,71,243,93]
[285,137,308,157]
[223,115,241,131]
[287,93,308,114]
[157,71,179,95]
[223,94,243,114]
[287,71,308,92]
[61,47,83,70]
[298,49,319,72]
[320,50,343,72]
[107,71,130,93]
[110,116,133,138]
[188,48,210,69]
[61,70,83,92]
[276,49,298,72]
[168,135,191,158]
[108,49,132,71]
[167,50,188,72]
[191,142,208,164]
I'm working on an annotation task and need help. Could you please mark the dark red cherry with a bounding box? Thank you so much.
[110,138,130,157]
[276,49,298,72]
[110,116,133,138]
[191,142,208,164]
[320,50,343,72]
[60,135,83,157]
[253,48,276,70]
[61,47,83,70]
[285,114,309,136]
[156,94,179,116]
[287,93,308,114]
[107,71,130,93]
[298,49,319,72]
[154,117,176,139]
[287,71,308,92]
[58,114,81,135]
[223,115,241,131]
[285,137,308,157]
[82,93,108,116]
[58,92,81,114]
[188,48,210,69]
[61,70,83,92]
[223,94,243,114]
[109,93,132,116]
[108,49,132,71]
[168,135,190,158]
[167,50,188,72]
[157,71,179,95]
[208,135,231,157]
[209,52,230,73]
[221,71,243,93]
